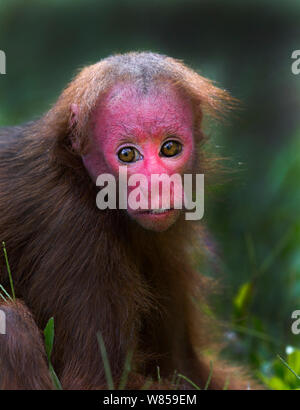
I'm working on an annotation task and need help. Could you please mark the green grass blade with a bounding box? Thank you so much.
[97,332,114,390]
[49,363,63,390]
[118,349,133,390]
[204,361,213,390]
[177,373,201,390]
[2,242,15,300]
[171,370,179,388]
[0,284,13,302]
[44,317,63,390]
[223,377,230,390]
[277,354,300,381]
[44,317,55,360]
[157,365,161,383]
[258,228,293,276]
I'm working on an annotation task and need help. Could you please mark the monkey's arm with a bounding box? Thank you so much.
[0,299,53,389]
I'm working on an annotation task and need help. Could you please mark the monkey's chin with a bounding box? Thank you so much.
[129,209,181,232]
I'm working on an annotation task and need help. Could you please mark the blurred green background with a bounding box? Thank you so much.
[0,0,300,389]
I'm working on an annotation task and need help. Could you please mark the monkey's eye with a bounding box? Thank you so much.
[160,140,182,157]
[117,147,142,163]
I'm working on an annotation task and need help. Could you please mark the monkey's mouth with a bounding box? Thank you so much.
[130,208,180,231]
[134,208,175,216]
[149,208,172,215]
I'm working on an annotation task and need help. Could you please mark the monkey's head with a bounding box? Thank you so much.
[56,52,233,231]
[79,81,194,231]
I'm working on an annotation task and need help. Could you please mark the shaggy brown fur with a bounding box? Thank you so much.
[0,52,257,390]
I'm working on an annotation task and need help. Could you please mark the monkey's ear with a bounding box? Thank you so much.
[69,104,80,151]
[70,103,79,126]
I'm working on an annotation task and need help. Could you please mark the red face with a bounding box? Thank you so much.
[80,82,195,231]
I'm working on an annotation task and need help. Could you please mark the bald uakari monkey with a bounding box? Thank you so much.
[0,52,259,389]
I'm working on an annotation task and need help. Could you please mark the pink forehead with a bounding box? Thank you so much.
[92,82,194,139]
